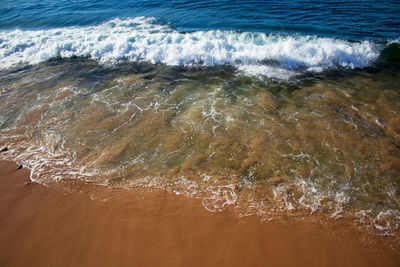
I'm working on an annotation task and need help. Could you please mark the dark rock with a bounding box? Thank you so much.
[17,164,23,170]
[0,147,8,153]
[25,180,31,185]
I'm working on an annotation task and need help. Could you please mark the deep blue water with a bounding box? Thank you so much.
[0,0,399,41]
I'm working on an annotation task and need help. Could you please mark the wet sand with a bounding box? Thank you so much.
[0,160,399,267]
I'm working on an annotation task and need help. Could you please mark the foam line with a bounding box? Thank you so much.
[0,17,380,78]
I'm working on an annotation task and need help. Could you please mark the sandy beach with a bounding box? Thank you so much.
[1,1,400,266]
[0,160,399,267]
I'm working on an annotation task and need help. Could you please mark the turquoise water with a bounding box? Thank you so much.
[1,0,399,41]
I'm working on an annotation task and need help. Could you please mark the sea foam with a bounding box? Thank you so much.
[0,17,379,78]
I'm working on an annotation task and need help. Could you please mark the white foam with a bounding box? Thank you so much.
[388,38,400,44]
[202,184,238,212]
[0,17,379,79]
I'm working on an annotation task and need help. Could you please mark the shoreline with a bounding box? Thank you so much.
[0,160,399,267]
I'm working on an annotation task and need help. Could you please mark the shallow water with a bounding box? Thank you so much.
[1,58,399,236]
[0,0,399,240]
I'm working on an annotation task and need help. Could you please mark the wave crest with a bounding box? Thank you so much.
[0,17,380,78]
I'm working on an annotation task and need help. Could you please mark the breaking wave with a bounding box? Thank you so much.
[0,17,380,79]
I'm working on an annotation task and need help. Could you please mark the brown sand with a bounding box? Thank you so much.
[0,160,399,267]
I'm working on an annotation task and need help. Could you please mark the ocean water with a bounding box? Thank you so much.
[0,1,400,238]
